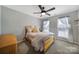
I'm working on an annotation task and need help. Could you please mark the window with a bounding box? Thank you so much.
[57,17,70,38]
[43,20,50,32]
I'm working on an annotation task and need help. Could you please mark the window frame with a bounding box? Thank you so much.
[43,20,50,32]
[57,16,70,39]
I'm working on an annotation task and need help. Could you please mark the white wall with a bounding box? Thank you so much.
[0,6,1,34]
[1,6,41,40]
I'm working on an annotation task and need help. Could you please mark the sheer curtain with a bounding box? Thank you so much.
[57,17,70,39]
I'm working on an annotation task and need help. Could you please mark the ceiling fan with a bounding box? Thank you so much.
[34,5,55,17]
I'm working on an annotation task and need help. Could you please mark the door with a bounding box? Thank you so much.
[73,20,79,44]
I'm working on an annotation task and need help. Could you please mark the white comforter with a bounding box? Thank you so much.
[26,32,54,51]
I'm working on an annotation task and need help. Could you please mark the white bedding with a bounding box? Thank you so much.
[26,32,54,51]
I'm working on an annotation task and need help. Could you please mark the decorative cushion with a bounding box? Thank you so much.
[32,26,39,32]
[25,25,34,32]
[25,25,39,33]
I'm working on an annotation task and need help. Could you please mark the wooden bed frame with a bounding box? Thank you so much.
[23,26,55,54]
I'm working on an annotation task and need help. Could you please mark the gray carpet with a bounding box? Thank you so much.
[17,39,79,54]
[46,40,79,54]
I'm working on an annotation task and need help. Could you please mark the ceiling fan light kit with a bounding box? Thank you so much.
[42,13,46,15]
[34,5,55,17]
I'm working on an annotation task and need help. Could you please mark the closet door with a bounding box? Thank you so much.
[73,19,79,44]
[77,11,79,44]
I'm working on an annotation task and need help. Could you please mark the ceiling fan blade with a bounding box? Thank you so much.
[33,12,41,14]
[38,5,44,11]
[46,7,55,12]
[46,13,50,16]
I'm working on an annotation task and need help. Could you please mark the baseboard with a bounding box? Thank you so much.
[56,39,79,46]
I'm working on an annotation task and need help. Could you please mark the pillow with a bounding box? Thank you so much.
[25,25,40,33]
[32,26,39,32]
[25,25,34,32]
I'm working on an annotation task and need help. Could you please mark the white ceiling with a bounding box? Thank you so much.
[4,5,79,19]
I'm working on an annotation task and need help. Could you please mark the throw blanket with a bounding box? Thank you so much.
[26,32,54,51]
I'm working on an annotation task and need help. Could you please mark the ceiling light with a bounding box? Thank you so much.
[42,13,45,15]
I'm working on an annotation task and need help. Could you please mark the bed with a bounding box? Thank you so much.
[24,25,55,53]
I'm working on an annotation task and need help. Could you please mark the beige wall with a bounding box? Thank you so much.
[1,6,41,41]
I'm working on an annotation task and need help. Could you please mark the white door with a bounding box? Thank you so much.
[73,20,79,44]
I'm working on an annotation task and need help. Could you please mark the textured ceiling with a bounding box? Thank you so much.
[4,5,79,19]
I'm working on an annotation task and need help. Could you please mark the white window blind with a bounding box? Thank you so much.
[43,20,50,32]
[57,17,70,38]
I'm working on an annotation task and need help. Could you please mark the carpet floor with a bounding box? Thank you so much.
[17,39,79,54]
